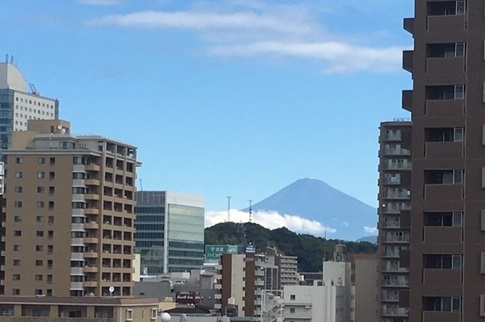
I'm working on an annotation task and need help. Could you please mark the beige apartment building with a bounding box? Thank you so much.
[2,119,138,297]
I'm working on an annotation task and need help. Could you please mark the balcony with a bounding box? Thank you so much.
[382,307,408,317]
[423,268,461,286]
[84,221,99,229]
[85,163,100,171]
[85,178,100,186]
[426,56,464,75]
[84,251,98,258]
[382,234,410,244]
[422,311,461,322]
[424,184,462,201]
[382,264,409,273]
[85,208,100,215]
[402,90,413,112]
[403,18,414,34]
[425,98,464,117]
[383,147,411,156]
[424,226,461,243]
[425,141,463,159]
[402,50,413,73]
[83,281,98,288]
[85,193,100,201]
[427,15,465,33]
[382,277,409,287]
[84,237,99,244]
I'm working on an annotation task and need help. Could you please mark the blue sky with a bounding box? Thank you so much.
[2,0,413,236]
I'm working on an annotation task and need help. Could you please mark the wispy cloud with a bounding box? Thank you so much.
[364,226,378,235]
[205,209,336,235]
[87,1,405,73]
[79,0,123,5]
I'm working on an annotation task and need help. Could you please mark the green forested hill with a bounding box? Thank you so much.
[205,222,377,272]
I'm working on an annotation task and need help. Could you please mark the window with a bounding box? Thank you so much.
[49,157,55,165]
[425,127,464,143]
[35,275,43,281]
[151,308,157,320]
[49,172,55,180]
[48,231,54,238]
[423,296,461,312]
[37,201,45,208]
[424,212,462,227]
[14,216,22,222]
[36,260,43,266]
[126,309,133,321]
[426,84,465,100]
[49,186,55,195]
[48,216,54,224]
[36,245,44,251]
[424,254,461,269]
[48,245,53,254]
[13,274,20,280]
[14,201,22,208]
[425,169,463,184]
[48,201,54,210]
[15,157,23,164]
[38,157,45,164]
[36,216,44,223]
[14,186,22,193]
[14,230,21,237]
[290,294,296,300]
[15,171,23,178]
[13,245,20,251]
[290,308,295,314]
[13,260,20,266]
[37,186,45,193]
[12,289,20,295]
[37,172,45,179]
[36,231,44,237]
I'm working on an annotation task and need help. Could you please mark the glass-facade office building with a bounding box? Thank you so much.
[134,191,205,274]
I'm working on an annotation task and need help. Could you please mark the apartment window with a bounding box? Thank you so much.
[36,216,44,223]
[14,216,22,222]
[35,275,43,281]
[37,157,45,164]
[14,201,22,208]
[49,172,55,180]
[37,186,45,193]
[13,245,20,251]
[48,201,54,210]
[34,289,42,296]
[47,260,53,269]
[425,127,464,142]
[423,296,461,312]
[14,186,22,193]
[49,186,55,195]
[151,308,157,320]
[126,309,133,321]
[15,157,23,164]
[13,274,20,280]
[427,42,465,58]
[290,308,295,314]
[37,172,45,179]
[424,254,461,269]
[37,201,45,208]
[48,245,53,254]
[15,171,23,178]
[36,245,44,251]
[47,231,54,238]
[425,169,463,184]
[48,216,54,224]
[290,294,296,300]
[49,157,55,165]
[36,260,43,266]
[36,231,44,237]
[424,212,462,227]
[14,230,21,237]
[47,275,52,284]
[12,289,20,295]
[427,1,465,16]
[426,85,465,100]
[13,260,20,266]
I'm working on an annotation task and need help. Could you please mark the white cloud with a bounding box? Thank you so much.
[341,221,349,227]
[79,0,123,5]
[87,1,405,73]
[364,226,378,235]
[205,209,336,235]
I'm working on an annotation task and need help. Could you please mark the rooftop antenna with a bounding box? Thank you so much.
[248,199,252,223]
[29,83,37,94]
[227,196,231,222]
[10,55,14,65]
[139,179,143,191]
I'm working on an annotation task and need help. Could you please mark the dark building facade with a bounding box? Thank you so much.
[377,121,412,322]
[397,1,484,321]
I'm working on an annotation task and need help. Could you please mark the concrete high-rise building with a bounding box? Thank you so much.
[377,121,412,321]
[385,1,485,320]
[2,119,138,297]
[134,191,205,274]
[0,61,59,150]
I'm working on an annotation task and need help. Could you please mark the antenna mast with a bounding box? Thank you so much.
[227,196,231,222]
[248,200,252,223]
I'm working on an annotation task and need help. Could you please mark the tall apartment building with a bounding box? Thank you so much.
[2,119,138,297]
[377,121,412,321]
[266,247,299,287]
[135,191,205,274]
[0,61,58,150]
[395,0,485,320]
